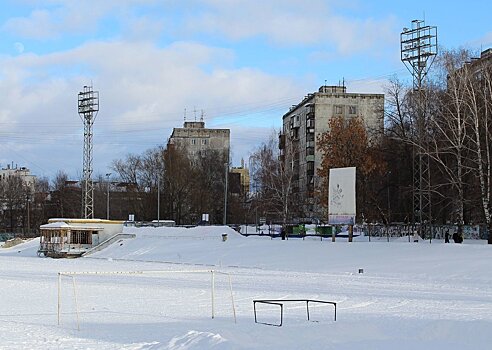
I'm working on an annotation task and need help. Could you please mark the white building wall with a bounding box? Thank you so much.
[0,165,36,193]
[168,122,230,162]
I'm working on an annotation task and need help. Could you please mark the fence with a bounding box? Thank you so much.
[365,224,487,240]
[0,228,38,241]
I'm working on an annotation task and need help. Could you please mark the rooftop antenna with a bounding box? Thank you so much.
[200,109,204,122]
[184,108,187,122]
[77,84,99,219]
[193,106,197,121]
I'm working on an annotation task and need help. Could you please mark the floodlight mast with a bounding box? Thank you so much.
[78,85,99,219]
[400,20,437,238]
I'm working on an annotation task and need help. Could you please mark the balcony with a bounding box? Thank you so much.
[278,134,285,149]
[291,115,300,128]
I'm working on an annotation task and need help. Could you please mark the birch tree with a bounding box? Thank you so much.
[463,53,492,243]
[425,50,474,240]
[249,131,296,227]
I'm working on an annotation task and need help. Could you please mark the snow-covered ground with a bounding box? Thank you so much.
[0,226,491,349]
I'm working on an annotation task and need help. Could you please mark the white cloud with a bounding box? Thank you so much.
[185,0,397,55]
[2,0,159,39]
[0,39,305,177]
[3,10,55,39]
[4,1,397,55]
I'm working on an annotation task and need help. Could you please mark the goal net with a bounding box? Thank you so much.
[57,269,236,330]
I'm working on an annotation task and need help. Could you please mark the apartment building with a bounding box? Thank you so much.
[0,164,36,193]
[167,120,230,162]
[280,85,384,218]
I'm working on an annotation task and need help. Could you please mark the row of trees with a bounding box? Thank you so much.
[384,49,492,242]
[111,145,232,224]
[0,144,236,232]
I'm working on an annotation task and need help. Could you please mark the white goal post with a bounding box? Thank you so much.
[57,269,237,330]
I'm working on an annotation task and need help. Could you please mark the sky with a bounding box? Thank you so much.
[0,0,491,181]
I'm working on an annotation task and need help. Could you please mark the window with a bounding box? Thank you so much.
[307,162,315,175]
[349,106,357,115]
[191,139,196,145]
[71,230,92,245]
[201,139,207,145]
[334,105,343,114]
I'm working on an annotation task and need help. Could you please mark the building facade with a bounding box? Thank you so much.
[230,159,250,196]
[0,164,36,193]
[167,121,230,162]
[280,85,384,219]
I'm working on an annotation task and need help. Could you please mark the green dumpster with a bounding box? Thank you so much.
[316,225,332,236]
[293,224,306,235]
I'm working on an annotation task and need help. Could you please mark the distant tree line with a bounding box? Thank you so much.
[0,141,249,233]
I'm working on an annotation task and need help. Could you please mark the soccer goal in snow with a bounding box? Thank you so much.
[57,269,237,330]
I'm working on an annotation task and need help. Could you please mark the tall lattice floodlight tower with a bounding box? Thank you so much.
[400,20,437,237]
[78,85,99,219]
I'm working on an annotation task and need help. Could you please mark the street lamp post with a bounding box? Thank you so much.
[106,173,111,220]
[387,171,391,224]
[26,193,30,235]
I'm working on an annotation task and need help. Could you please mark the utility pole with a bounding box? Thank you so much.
[401,20,437,238]
[26,193,30,234]
[78,85,99,219]
[106,173,111,220]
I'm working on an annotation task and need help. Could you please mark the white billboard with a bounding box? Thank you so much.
[328,167,356,225]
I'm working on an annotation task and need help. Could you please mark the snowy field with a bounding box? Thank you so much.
[0,226,491,349]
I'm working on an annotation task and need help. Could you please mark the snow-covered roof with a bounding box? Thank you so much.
[48,218,124,225]
[40,222,103,230]
[40,222,70,229]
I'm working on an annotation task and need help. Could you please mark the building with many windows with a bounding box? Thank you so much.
[280,84,384,219]
[167,120,230,162]
[0,164,36,193]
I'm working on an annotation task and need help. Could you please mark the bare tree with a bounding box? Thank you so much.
[250,130,296,227]
[462,52,492,243]
[51,171,80,219]
[191,149,227,224]
[0,175,29,232]
[163,144,195,224]
[424,50,475,240]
